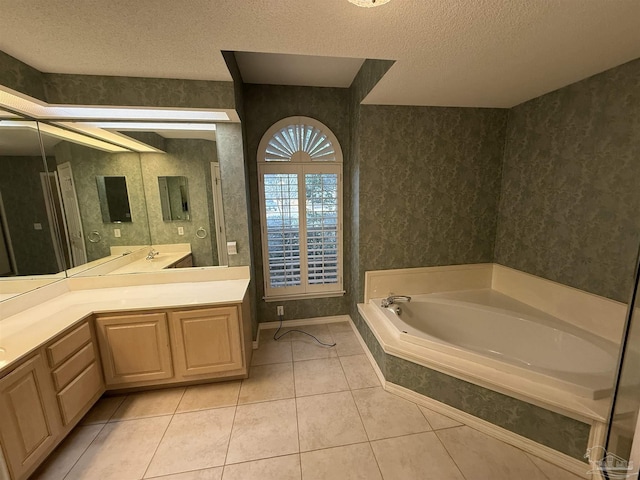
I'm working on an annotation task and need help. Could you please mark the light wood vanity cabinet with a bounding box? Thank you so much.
[0,319,104,480]
[95,312,174,387]
[0,353,62,480]
[169,306,244,378]
[95,298,251,389]
[46,321,105,427]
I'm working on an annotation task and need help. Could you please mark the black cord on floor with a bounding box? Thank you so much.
[272,315,336,347]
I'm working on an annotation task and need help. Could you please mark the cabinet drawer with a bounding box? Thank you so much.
[51,343,96,391]
[57,362,103,425]
[47,323,91,368]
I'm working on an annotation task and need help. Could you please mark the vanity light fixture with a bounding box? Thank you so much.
[0,86,234,122]
[48,107,230,122]
[348,0,391,7]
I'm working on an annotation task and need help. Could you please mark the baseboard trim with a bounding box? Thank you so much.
[347,318,592,479]
[253,315,351,350]
[385,383,590,477]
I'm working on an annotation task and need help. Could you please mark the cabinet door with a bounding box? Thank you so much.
[96,312,173,386]
[0,353,62,480]
[170,306,243,377]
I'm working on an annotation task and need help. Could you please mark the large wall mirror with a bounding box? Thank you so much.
[0,107,241,300]
[0,110,66,300]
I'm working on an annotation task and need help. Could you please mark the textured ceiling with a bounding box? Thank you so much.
[0,0,639,107]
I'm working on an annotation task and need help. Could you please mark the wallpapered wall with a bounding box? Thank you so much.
[54,142,151,262]
[0,155,59,275]
[242,84,352,323]
[495,58,640,302]
[216,123,252,267]
[54,139,221,266]
[356,105,508,301]
[349,60,395,319]
[140,139,218,267]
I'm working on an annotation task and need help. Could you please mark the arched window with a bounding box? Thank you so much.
[257,116,343,300]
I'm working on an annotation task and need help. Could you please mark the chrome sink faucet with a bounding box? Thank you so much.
[380,295,411,308]
[146,248,159,260]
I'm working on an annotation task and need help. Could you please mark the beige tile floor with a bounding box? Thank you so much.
[33,321,587,480]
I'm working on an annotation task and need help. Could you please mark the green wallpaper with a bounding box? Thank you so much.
[216,123,252,267]
[43,73,235,110]
[242,84,352,323]
[353,313,591,460]
[0,155,59,275]
[349,60,395,320]
[495,57,640,302]
[53,141,151,261]
[140,139,218,266]
[356,105,508,301]
[0,51,46,102]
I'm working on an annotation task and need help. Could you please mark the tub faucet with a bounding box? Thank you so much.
[381,295,411,308]
[146,248,159,260]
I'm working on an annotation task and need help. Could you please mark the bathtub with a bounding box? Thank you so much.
[371,289,618,400]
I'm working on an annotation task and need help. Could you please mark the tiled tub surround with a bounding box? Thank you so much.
[357,264,627,474]
[31,319,585,480]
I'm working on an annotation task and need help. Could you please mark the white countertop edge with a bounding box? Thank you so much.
[0,266,251,372]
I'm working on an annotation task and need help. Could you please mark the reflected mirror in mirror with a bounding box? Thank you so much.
[158,176,190,221]
[0,112,66,280]
[97,176,132,223]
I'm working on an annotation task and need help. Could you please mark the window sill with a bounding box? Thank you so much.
[263,290,346,302]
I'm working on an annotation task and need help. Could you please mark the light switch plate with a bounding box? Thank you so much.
[178,226,184,235]
[114,228,121,238]
[227,241,238,255]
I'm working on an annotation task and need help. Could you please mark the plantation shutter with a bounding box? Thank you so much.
[258,117,343,299]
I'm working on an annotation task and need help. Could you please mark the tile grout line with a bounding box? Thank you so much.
[521,450,555,480]
[60,421,108,480]
[60,394,128,479]
[140,387,187,479]
[221,376,243,471]
[433,428,471,480]
[339,351,385,480]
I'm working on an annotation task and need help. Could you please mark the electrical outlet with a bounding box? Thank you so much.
[277,305,284,316]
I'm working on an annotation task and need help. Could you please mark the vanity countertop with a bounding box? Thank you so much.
[0,277,249,374]
[108,251,191,275]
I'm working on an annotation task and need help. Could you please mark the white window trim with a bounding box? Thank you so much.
[257,116,344,301]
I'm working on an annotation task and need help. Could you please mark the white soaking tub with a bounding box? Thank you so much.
[371,289,618,400]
